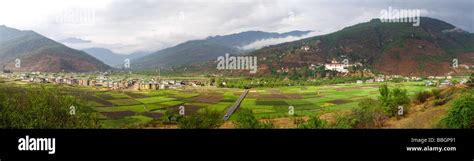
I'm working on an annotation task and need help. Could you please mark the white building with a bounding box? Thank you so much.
[375,76,385,82]
[301,45,310,51]
[324,59,349,73]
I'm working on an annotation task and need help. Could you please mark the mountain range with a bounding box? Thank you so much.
[131,30,312,69]
[1,17,472,76]
[184,17,474,76]
[83,48,150,68]
[0,25,110,72]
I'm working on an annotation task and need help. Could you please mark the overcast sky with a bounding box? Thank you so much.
[0,0,472,54]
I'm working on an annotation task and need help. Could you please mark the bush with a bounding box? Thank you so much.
[177,109,223,129]
[258,120,276,129]
[0,85,99,128]
[432,89,442,99]
[330,98,386,129]
[233,108,274,129]
[378,84,410,117]
[295,115,327,129]
[352,99,387,128]
[415,91,432,104]
[469,73,474,87]
[442,94,474,128]
[434,98,448,106]
[333,116,354,129]
[358,98,379,109]
[161,109,182,124]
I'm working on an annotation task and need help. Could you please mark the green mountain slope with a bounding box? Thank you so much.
[132,30,311,69]
[0,26,110,72]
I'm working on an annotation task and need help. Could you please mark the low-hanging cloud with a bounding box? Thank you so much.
[239,31,320,50]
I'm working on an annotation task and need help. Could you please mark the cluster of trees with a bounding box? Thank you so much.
[232,109,274,129]
[268,63,369,80]
[335,85,473,129]
[176,109,223,129]
[294,115,327,129]
[333,98,387,128]
[0,85,99,128]
[269,66,340,80]
[217,76,369,89]
[378,84,410,117]
[414,89,449,106]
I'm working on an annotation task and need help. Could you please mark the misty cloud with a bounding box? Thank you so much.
[59,37,92,44]
[239,32,318,50]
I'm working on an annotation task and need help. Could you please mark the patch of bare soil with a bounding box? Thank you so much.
[320,110,352,125]
[168,105,203,114]
[285,93,303,99]
[101,110,135,119]
[145,124,178,129]
[260,94,285,99]
[246,92,260,98]
[193,95,223,103]
[329,99,351,105]
[219,121,235,129]
[383,99,450,128]
[262,117,305,128]
[220,117,308,128]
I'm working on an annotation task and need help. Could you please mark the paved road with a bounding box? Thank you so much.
[223,89,249,121]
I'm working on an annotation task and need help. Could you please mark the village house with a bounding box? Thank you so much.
[54,77,63,84]
[31,77,46,83]
[411,77,422,81]
[374,76,385,82]
[309,64,318,70]
[160,83,168,89]
[439,80,452,87]
[425,80,435,86]
[301,45,310,51]
[460,79,469,85]
[79,79,89,86]
[106,81,113,88]
[277,68,290,73]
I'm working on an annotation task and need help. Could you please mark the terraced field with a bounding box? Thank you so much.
[71,82,435,128]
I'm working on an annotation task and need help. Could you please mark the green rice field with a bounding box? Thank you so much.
[63,81,436,128]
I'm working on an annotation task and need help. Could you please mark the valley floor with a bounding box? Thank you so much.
[1,77,471,129]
